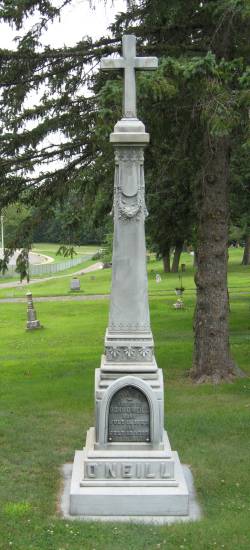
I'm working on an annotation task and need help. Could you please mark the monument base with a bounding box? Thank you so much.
[26,320,42,330]
[69,428,189,517]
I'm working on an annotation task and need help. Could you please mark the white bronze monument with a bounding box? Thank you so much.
[70,35,189,518]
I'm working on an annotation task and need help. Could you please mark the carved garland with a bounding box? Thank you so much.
[114,147,148,223]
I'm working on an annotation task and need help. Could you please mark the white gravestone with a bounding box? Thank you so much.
[70,35,189,518]
[70,278,80,291]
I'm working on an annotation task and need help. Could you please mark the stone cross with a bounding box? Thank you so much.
[100,35,158,118]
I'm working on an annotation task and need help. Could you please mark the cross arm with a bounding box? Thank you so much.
[135,57,158,70]
[100,58,125,71]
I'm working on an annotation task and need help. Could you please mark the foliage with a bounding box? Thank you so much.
[0,247,248,299]
[0,202,33,276]
[1,203,31,245]
[100,231,113,263]
[15,247,30,282]
[0,0,249,259]
[56,244,76,258]
[0,0,249,378]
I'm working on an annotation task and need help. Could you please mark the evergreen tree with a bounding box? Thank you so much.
[230,145,250,265]
[116,0,249,381]
[0,0,249,381]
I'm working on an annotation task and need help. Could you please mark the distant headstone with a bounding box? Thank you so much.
[181,263,186,272]
[70,278,80,291]
[175,288,184,296]
[156,273,162,283]
[173,299,184,309]
[26,292,42,330]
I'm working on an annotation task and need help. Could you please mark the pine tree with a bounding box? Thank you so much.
[116,0,249,381]
[0,0,249,381]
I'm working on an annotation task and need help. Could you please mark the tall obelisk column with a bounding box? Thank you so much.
[101,35,158,368]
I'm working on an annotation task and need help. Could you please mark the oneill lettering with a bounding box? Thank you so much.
[85,461,173,480]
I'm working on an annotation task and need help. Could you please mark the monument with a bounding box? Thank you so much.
[26,291,42,330]
[70,277,81,291]
[70,35,189,518]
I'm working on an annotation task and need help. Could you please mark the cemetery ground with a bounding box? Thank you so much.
[0,243,99,287]
[0,248,249,299]
[0,249,249,549]
[31,243,99,264]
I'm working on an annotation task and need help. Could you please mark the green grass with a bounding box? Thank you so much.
[0,289,249,549]
[0,258,96,292]
[0,244,99,285]
[32,242,99,262]
[0,248,249,299]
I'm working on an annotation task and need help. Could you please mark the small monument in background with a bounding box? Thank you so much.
[26,292,42,330]
[70,277,80,291]
[69,35,190,519]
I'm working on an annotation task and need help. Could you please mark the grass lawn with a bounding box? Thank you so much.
[0,288,249,549]
[31,242,99,262]
[0,259,96,292]
[0,248,249,299]
[0,244,99,285]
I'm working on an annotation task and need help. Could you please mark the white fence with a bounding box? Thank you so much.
[1,254,93,278]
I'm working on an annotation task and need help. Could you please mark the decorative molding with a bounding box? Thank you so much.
[115,148,144,163]
[124,110,136,118]
[106,337,153,342]
[105,345,154,363]
[109,321,150,331]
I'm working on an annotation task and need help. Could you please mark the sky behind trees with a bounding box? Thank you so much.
[0,0,127,48]
[0,0,127,177]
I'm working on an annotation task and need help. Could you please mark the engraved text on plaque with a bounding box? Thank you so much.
[108,386,150,442]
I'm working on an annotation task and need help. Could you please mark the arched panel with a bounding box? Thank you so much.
[108,385,150,443]
[97,376,161,447]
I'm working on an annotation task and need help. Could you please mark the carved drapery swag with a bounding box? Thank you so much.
[114,147,148,223]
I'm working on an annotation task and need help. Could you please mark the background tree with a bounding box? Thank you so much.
[1,203,31,246]
[0,202,34,278]
[115,0,249,381]
[230,143,250,265]
[0,0,249,381]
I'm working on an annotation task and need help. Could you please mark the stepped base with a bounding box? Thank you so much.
[70,450,188,516]
[69,428,189,517]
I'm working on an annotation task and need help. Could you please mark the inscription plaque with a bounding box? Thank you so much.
[108,385,150,442]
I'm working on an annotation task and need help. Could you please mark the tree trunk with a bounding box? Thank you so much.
[242,234,250,265]
[191,134,236,383]
[171,240,183,272]
[162,248,171,272]
[193,250,198,269]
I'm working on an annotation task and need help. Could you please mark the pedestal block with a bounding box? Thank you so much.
[70,363,189,516]
[70,433,189,516]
